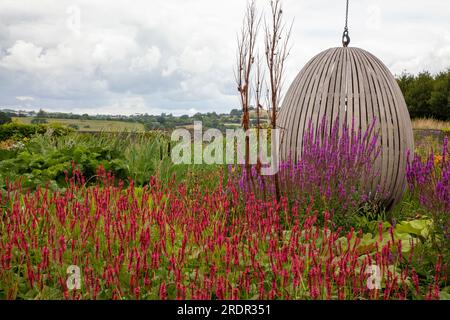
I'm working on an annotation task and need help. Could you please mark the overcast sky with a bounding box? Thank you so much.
[0,0,449,115]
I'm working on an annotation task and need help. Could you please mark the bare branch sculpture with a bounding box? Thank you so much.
[235,0,260,174]
[264,0,292,200]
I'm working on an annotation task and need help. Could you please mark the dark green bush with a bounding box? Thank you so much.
[68,124,80,130]
[0,112,12,125]
[0,133,128,190]
[0,122,73,141]
[31,118,48,124]
[397,69,450,120]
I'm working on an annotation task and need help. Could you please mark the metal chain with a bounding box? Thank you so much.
[342,0,350,47]
[344,0,349,30]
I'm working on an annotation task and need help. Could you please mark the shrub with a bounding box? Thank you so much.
[0,112,12,125]
[0,122,73,141]
[407,136,449,213]
[68,124,80,130]
[31,118,48,124]
[123,132,171,186]
[407,136,450,250]
[0,133,127,190]
[0,123,41,141]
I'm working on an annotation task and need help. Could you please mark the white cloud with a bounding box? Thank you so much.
[162,57,178,77]
[130,46,161,72]
[0,0,449,115]
[1,41,45,70]
[179,46,214,74]
[16,96,35,101]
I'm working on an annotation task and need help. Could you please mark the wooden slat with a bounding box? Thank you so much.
[282,50,329,161]
[363,50,414,205]
[314,48,341,144]
[360,50,396,201]
[289,50,331,160]
[360,51,389,195]
[299,48,340,154]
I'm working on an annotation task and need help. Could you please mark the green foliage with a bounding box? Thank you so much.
[0,122,73,141]
[36,109,47,118]
[3,107,245,132]
[0,129,219,191]
[0,133,128,190]
[31,118,48,124]
[0,122,42,141]
[123,132,172,185]
[390,193,449,275]
[398,69,450,120]
[429,74,449,120]
[343,218,432,258]
[0,112,12,125]
[68,124,80,130]
[123,132,224,188]
[404,72,434,118]
[0,122,448,299]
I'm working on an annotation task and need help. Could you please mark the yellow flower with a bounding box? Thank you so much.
[0,139,15,150]
[434,155,443,166]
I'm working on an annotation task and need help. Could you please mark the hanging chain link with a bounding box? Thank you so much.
[342,0,350,47]
[344,0,349,30]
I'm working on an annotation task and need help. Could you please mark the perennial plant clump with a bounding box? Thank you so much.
[0,165,445,300]
[407,136,450,214]
[407,136,450,248]
[233,117,382,226]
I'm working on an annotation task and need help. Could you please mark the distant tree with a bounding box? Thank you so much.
[193,113,203,121]
[32,108,49,125]
[36,109,47,118]
[429,70,450,120]
[397,70,450,120]
[156,115,166,125]
[165,122,176,130]
[397,72,414,97]
[404,72,434,118]
[0,112,12,125]
[230,109,243,116]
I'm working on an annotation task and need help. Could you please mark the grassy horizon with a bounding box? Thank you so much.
[12,117,145,133]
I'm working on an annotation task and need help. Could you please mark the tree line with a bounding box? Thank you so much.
[397,69,450,121]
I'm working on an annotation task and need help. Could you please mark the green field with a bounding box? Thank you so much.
[12,117,145,132]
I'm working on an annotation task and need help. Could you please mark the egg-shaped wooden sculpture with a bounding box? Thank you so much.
[278,47,414,208]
